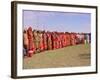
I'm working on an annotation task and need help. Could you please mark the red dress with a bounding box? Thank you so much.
[52,33,56,49]
[27,27,35,57]
[66,33,69,46]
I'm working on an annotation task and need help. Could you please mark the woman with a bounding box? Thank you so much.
[47,32,52,50]
[70,33,75,45]
[23,29,28,56]
[27,27,35,57]
[39,31,44,52]
[43,32,48,50]
[52,32,57,49]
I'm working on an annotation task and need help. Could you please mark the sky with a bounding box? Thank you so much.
[23,10,91,33]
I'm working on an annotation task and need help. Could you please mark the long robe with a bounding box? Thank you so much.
[43,33,47,50]
[70,33,76,45]
[23,31,29,56]
[52,33,57,49]
[27,27,35,57]
[39,33,44,51]
[47,33,52,50]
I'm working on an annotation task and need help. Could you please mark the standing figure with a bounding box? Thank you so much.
[35,31,40,53]
[89,33,91,43]
[65,32,70,46]
[33,30,37,53]
[86,33,90,44]
[81,33,85,44]
[39,31,44,52]
[23,29,29,56]
[27,27,35,57]
[63,33,67,47]
[52,32,57,49]
[56,33,59,49]
[57,33,61,48]
[84,33,87,44]
[62,33,65,47]
[47,32,49,50]
[59,33,63,48]
[70,33,76,45]
[76,33,80,44]
[43,31,48,50]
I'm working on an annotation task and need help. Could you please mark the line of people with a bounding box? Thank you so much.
[23,27,91,57]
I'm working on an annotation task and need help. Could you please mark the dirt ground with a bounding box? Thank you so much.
[23,44,91,69]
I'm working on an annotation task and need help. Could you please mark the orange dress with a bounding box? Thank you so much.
[52,33,56,49]
[43,33,47,50]
[40,33,44,51]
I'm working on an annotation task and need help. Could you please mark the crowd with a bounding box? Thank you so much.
[23,27,91,57]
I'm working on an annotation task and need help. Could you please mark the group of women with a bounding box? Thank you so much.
[23,27,91,57]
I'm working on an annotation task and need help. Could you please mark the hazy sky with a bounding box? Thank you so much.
[23,10,91,33]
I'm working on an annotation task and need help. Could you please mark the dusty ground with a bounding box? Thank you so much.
[23,44,91,69]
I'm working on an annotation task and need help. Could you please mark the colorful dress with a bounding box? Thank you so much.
[27,27,35,57]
